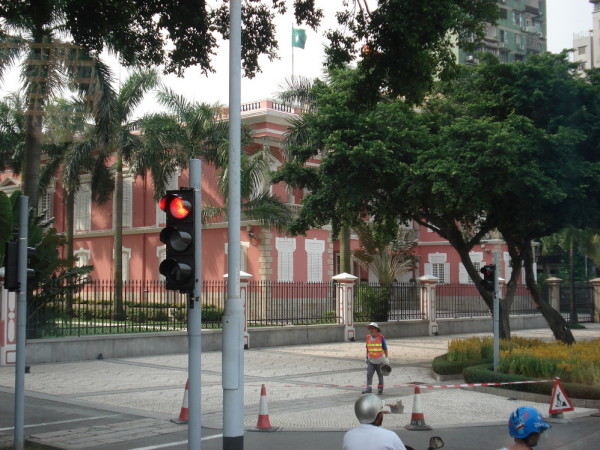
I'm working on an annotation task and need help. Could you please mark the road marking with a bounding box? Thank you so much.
[130,434,222,449]
[0,414,118,432]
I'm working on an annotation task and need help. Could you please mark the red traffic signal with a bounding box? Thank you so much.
[480,264,496,292]
[159,189,196,292]
[160,193,192,220]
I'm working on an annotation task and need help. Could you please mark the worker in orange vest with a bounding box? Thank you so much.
[362,322,389,395]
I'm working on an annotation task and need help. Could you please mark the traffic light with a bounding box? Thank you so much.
[3,241,37,292]
[159,189,196,292]
[4,241,19,291]
[480,264,496,292]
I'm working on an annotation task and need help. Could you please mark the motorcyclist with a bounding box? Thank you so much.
[497,406,552,450]
[343,393,407,450]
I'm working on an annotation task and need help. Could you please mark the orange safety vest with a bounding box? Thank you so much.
[366,334,384,358]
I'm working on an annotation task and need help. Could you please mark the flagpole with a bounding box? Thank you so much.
[291,24,295,79]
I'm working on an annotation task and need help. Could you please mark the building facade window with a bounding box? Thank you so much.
[38,189,54,223]
[424,252,450,284]
[114,176,133,229]
[74,248,91,279]
[276,237,296,282]
[459,252,484,284]
[114,247,131,282]
[225,242,249,275]
[305,239,325,282]
[74,183,91,232]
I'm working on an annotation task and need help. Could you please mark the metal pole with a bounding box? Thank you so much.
[14,195,28,450]
[188,159,202,448]
[223,1,244,449]
[493,251,500,372]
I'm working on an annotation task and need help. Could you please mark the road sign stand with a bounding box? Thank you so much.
[547,378,574,423]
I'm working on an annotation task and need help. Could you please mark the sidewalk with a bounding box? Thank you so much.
[0,325,598,448]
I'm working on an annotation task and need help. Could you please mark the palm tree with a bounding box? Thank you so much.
[136,89,293,230]
[353,221,417,285]
[106,68,160,319]
[40,97,114,314]
[0,91,26,173]
[0,12,114,211]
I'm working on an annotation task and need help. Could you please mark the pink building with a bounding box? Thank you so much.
[0,99,523,285]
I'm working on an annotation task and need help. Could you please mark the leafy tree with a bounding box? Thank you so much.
[325,0,500,104]
[274,54,600,343]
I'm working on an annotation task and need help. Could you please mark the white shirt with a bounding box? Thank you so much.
[343,424,407,450]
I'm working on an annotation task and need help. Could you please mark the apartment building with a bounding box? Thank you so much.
[459,0,547,65]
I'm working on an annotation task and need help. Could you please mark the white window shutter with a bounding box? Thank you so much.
[424,263,432,276]
[276,237,296,282]
[444,263,450,284]
[74,184,91,231]
[459,263,469,284]
[122,177,133,228]
[305,239,325,282]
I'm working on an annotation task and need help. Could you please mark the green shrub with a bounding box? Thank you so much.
[318,310,338,324]
[463,364,600,400]
[432,353,490,376]
[202,304,224,322]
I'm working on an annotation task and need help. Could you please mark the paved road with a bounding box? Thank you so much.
[0,325,598,449]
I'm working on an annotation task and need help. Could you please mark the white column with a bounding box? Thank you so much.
[0,284,17,366]
[418,274,439,336]
[333,272,357,341]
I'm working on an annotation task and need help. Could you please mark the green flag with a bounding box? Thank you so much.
[292,28,307,49]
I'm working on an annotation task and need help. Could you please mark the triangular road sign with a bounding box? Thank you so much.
[549,378,574,414]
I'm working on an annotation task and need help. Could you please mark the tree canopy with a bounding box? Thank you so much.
[0,0,323,77]
[274,54,600,342]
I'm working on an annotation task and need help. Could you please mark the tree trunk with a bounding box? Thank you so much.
[523,243,575,344]
[65,190,75,316]
[113,155,125,320]
[22,104,42,212]
[569,244,578,324]
[339,225,352,274]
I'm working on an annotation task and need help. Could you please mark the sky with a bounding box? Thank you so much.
[0,0,596,115]
[135,0,597,113]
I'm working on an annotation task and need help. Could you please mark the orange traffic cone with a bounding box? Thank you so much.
[252,384,278,431]
[171,379,189,424]
[405,385,432,430]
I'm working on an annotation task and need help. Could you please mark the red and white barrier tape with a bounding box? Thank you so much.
[241,380,553,389]
[413,380,553,389]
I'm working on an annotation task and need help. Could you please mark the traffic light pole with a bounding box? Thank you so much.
[493,251,500,372]
[223,1,244,448]
[188,159,202,449]
[14,195,28,450]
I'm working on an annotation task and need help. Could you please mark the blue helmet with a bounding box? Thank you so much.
[508,406,552,439]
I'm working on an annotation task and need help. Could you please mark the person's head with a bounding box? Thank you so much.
[508,406,551,448]
[368,322,380,335]
[355,393,385,426]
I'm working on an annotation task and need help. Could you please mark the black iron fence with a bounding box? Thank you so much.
[435,284,540,318]
[559,283,594,322]
[25,278,590,338]
[354,282,421,322]
[27,279,341,338]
